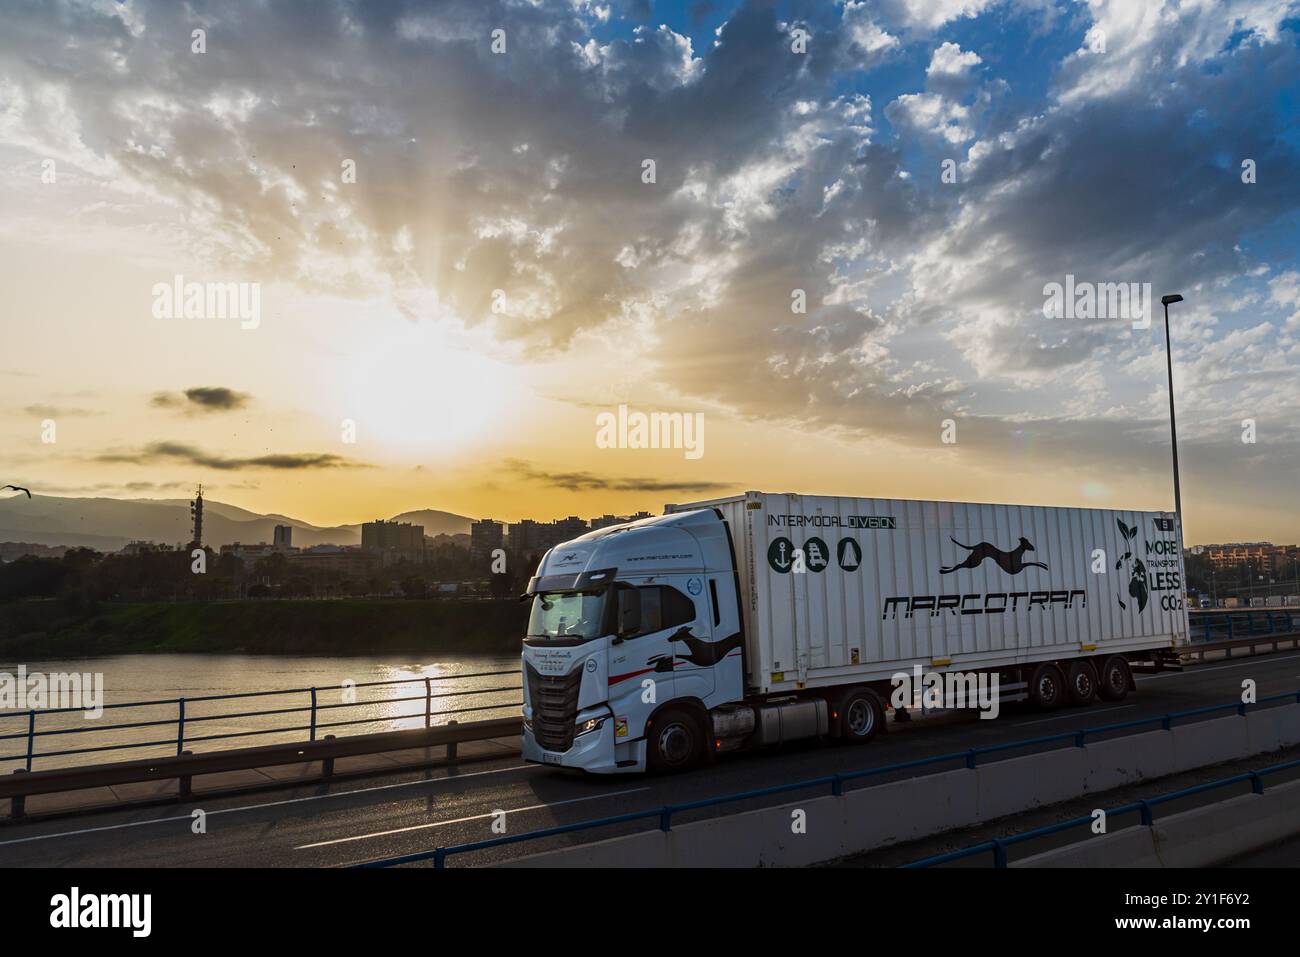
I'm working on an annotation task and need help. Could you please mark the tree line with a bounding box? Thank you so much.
[0,541,543,606]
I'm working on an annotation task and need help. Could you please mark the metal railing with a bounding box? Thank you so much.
[903,755,1300,868]
[1187,608,1297,643]
[356,687,1300,868]
[0,670,522,772]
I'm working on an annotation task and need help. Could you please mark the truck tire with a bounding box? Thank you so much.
[1065,660,1098,707]
[1098,656,1131,701]
[837,688,884,744]
[647,706,704,773]
[1028,663,1065,711]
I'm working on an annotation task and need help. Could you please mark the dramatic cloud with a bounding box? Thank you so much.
[151,387,251,413]
[506,459,734,494]
[925,41,982,96]
[885,92,975,144]
[95,442,368,471]
[23,404,100,418]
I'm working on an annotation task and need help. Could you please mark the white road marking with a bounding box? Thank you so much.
[1138,651,1300,681]
[295,786,650,849]
[1013,704,1136,727]
[0,762,537,848]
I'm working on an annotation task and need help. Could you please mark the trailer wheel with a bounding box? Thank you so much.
[647,707,704,773]
[1098,656,1131,702]
[1028,663,1065,711]
[837,688,884,744]
[1065,660,1098,707]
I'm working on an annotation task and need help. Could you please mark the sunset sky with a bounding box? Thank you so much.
[2,0,1299,544]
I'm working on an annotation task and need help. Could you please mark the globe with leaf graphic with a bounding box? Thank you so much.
[1115,519,1149,613]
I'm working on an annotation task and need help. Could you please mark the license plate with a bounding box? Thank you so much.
[541,752,563,766]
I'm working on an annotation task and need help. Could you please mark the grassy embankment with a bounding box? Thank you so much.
[0,599,530,657]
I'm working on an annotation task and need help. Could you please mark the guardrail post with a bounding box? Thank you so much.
[446,719,458,760]
[965,749,978,769]
[309,688,318,742]
[10,768,27,820]
[1161,714,1172,731]
[177,698,186,756]
[992,839,1008,868]
[1138,800,1153,826]
[321,734,336,779]
[434,848,447,869]
[659,805,673,832]
[24,710,35,772]
[1074,730,1087,748]
[831,773,844,797]
[178,750,193,797]
[1237,701,1248,717]
[424,677,433,728]
[1249,771,1265,795]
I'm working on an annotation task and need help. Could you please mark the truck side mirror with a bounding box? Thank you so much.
[617,589,642,637]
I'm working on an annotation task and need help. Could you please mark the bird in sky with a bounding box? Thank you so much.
[3,485,32,498]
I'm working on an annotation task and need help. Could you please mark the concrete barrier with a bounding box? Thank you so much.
[499,709,1300,868]
[841,768,979,849]
[1014,778,1300,868]
[1245,703,1300,754]
[507,828,667,868]
[1168,715,1250,775]
[506,794,850,869]
[1081,729,1174,792]
[506,770,983,868]
[1153,780,1300,867]
[1011,824,1163,868]
[975,747,1087,819]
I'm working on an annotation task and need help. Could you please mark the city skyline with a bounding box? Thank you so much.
[3,1,1300,545]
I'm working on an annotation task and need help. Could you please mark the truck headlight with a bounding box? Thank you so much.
[575,715,607,736]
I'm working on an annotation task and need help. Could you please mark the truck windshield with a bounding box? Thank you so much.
[527,590,607,640]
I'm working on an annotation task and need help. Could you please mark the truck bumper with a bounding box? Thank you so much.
[522,720,645,774]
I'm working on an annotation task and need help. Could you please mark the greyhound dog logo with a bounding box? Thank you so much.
[940,536,1048,575]
[647,627,744,672]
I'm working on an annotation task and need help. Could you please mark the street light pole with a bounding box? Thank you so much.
[1161,294,1184,524]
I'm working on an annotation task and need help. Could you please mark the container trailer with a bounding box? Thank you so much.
[521,491,1187,773]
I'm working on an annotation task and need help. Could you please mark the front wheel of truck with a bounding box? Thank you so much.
[647,707,704,773]
[837,688,884,744]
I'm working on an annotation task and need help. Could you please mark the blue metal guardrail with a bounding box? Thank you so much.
[356,687,1300,868]
[904,754,1300,868]
[1,612,1284,774]
[1188,608,1297,643]
[0,671,522,772]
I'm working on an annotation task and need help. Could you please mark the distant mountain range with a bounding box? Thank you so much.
[0,495,474,552]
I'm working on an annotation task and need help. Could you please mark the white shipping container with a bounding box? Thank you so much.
[695,492,1187,694]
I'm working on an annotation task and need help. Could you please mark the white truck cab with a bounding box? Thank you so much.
[521,509,744,774]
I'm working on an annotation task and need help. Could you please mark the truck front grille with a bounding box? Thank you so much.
[525,663,583,753]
